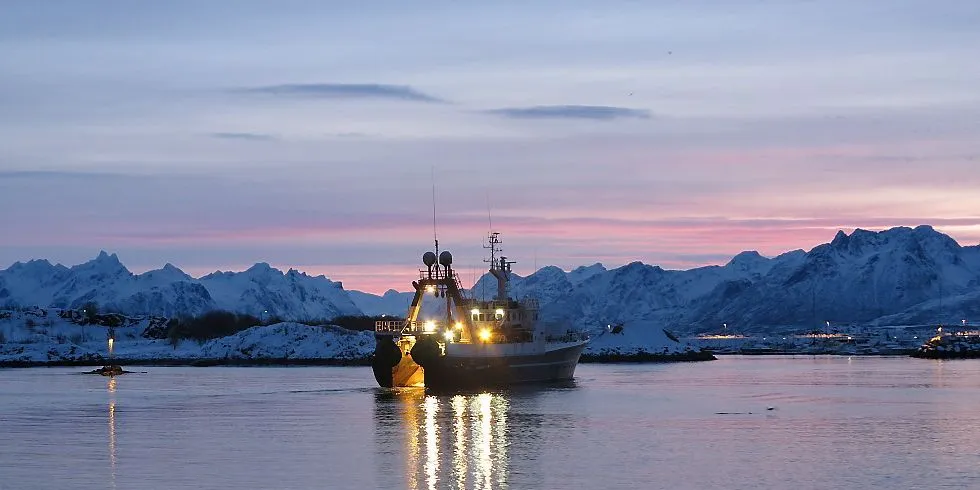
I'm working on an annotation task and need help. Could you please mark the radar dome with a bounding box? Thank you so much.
[439,251,453,267]
[422,251,437,267]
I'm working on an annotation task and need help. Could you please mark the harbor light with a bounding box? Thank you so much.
[108,338,114,356]
[423,320,436,333]
[443,330,455,342]
[478,328,492,342]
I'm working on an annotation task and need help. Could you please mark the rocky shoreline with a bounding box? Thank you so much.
[0,356,373,369]
[910,332,980,359]
[580,351,717,363]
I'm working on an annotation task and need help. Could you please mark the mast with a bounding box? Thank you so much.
[431,166,439,260]
[484,232,515,301]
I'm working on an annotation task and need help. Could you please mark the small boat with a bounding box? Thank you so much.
[372,232,589,392]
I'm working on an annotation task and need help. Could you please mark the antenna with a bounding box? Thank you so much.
[486,190,493,233]
[431,166,438,257]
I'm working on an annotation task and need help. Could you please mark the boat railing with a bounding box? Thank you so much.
[374,320,432,335]
[375,320,406,334]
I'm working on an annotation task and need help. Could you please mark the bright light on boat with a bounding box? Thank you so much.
[478,328,491,342]
[454,322,463,330]
[424,320,436,332]
[495,308,504,316]
[470,308,479,315]
[443,330,455,342]
[425,285,436,294]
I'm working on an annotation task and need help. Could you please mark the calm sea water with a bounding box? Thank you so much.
[3,357,980,489]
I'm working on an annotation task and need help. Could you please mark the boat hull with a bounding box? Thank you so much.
[420,342,588,393]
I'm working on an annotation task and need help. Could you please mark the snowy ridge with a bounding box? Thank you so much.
[586,324,701,357]
[0,309,374,364]
[200,323,374,360]
[347,289,414,317]
[199,264,361,320]
[0,253,360,321]
[2,226,977,341]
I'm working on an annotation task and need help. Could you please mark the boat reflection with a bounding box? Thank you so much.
[373,389,519,490]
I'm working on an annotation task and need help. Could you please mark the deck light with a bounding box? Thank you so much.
[443,330,455,342]
[478,328,492,342]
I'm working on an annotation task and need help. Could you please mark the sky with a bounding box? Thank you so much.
[1,1,979,293]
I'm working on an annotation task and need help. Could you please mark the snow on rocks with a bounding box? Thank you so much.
[200,323,375,361]
[583,323,714,362]
[0,309,374,365]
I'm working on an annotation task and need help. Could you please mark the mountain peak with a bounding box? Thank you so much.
[727,250,764,263]
[245,262,278,274]
[93,250,121,264]
[569,263,607,280]
[72,250,129,275]
[831,230,849,247]
[6,258,54,272]
[140,263,192,282]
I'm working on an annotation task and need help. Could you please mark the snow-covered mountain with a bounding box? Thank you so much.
[0,253,360,321]
[2,225,976,333]
[347,289,414,317]
[199,264,360,320]
[692,226,980,331]
[360,226,978,334]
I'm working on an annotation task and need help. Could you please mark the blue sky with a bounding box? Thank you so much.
[2,1,979,292]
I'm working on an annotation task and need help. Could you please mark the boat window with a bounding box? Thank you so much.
[479,313,485,321]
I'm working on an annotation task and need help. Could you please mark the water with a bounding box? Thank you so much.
[3,357,980,489]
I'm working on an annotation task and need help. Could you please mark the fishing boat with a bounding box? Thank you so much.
[372,232,589,392]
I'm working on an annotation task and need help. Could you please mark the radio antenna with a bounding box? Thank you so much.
[486,190,493,232]
[431,166,438,256]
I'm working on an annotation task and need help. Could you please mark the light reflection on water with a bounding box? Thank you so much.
[107,377,117,490]
[5,359,980,489]
[373,388,518,490]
